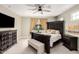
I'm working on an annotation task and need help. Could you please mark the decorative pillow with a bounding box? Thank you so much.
[46,29,52,33]
[55,30,60,34]
[47,29,60,34]
[51,30,56,34]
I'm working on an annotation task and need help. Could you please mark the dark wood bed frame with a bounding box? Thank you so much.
[31,32,51,53]
[31,21,64,54]
[47,21,64,40]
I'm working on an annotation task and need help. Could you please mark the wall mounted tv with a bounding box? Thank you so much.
[0,13,15,28]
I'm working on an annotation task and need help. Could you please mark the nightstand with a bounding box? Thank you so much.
[63,34,78,51]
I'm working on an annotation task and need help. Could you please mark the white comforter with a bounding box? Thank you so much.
[40,33,61,47]
[50,34,61,47]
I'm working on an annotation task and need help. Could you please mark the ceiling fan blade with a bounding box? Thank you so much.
[33,10,38,14]
[34,4,45,8]
[28,7,37,11]
[43,10,51,12]
[42,5,51,8]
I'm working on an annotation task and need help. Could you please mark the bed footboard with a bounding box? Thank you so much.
[31,32,50,54]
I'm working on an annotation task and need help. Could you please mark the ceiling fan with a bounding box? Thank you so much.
[26,4,51,14]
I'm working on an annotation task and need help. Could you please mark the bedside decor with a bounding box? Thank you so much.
[33,19,43,33]
[34,24,43,33]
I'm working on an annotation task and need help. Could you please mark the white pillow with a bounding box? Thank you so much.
[55,30,60,34]
[51,30,60,34]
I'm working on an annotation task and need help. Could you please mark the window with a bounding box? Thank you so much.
[71,12,79,21]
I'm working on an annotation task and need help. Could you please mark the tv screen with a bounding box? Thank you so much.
[0,13,15,28]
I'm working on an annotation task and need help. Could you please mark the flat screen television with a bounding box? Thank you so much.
[0,13,15,28]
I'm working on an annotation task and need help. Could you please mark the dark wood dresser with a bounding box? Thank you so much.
[0,30,17,53]
[63,35,78,51]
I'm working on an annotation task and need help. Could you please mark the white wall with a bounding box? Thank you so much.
[0,5,22,40]
[57,5,79,21]
[21,17,31,39]
[47,17,56,22]
[57,5,79,34]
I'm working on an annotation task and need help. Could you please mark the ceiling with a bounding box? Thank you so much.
[3,4,75,18]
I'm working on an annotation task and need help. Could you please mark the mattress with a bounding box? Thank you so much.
[50,34,61,47]
[40,33,61,47]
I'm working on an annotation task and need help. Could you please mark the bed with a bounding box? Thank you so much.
[39,30,61,47]
[31,21,64,53]
[31,30,61,53]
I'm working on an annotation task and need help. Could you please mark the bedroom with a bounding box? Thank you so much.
[0,4,79,54]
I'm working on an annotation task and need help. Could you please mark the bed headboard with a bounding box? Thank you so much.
[47,21,64,39]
